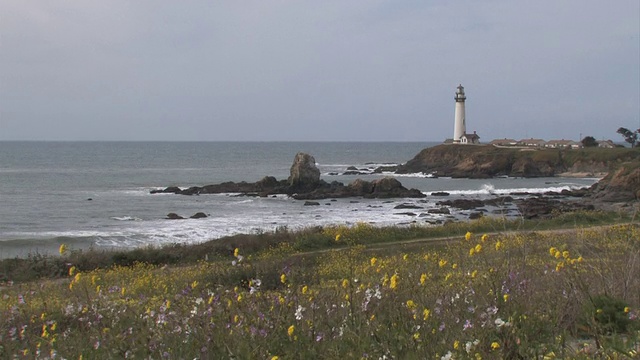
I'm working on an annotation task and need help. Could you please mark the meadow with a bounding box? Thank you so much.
[1,213,639,359]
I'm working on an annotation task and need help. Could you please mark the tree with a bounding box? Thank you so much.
[616,127,639,148]
[581,136,598,147]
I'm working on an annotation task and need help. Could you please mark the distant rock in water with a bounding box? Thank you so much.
[166,213,185,220]
[151,152,425,200]
[288,153,320,191]
[190,212,208,219]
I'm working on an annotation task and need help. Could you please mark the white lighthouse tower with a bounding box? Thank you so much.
[453,84,466,143]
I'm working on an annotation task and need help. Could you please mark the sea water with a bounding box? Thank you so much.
[0,142,598,258]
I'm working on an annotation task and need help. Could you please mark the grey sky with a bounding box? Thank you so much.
[1,1,638,142]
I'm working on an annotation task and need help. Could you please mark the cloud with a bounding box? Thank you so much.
[1,1,638,141]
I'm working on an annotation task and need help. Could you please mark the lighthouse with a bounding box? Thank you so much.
[453,84,466,143]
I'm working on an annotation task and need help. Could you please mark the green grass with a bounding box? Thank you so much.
[1,222,638,359]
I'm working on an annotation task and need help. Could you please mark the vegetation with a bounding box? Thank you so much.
[617,127,639,148]
[581,136,598,148]
[1,212,639,359]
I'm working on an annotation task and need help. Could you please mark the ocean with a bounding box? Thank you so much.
[0,141,598,258]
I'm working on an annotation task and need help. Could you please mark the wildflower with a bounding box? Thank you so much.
[471,270,478,278]
[295,305,305,320]
[406,300,416,310]
[549,247,557,256]
[562,250,570,259]
[335,234,341,242]
[495,241,503,251]
[59,244,67,255]
[503,294,509,302]
[389,274,399,290]
[68,266,77,276]
[413,332,420,340]
[465,231,472,241]
[441,351,453,360]
[423,308,431,320]
[287,325,295,337]
[403,254,409,261]
[454,340,460,349]
[474,244,482,253]
[439,259,448,268]
[233,248,239,257]
[302,285,308,294]
[420,273,427,285]
[491,342,500,350]
[452,263,458,269]
[280,274,287,284]
[370,257,377,266]
[271,357,280,360]
[463,319,473,330]
[481,234,488,242]
[469,248,476,256]
[624,307,630,313]
[342,279,349,289]
[191,280,199,289]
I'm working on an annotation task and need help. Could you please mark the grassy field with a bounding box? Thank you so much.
[1,211,639,359]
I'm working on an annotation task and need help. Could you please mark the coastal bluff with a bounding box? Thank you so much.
[151,153,425,200]
[395,144,640,179]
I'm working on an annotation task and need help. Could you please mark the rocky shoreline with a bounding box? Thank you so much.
[151,151,639,222]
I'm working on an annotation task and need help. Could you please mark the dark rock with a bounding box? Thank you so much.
[436,199,484,210]
[469,212,484,220]
[289,153,320,191]
[166,213,185,220]
[394,203,424,209]
[346,166,358,171]
[427,207,451,214]
[431,192,450,196]
[87,198,93,201]
[304,201,321,206]
[396,212,417,216]
[151,186,182,194]
[190,212,208,219]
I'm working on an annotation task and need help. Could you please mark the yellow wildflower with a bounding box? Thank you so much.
[549,247,557,256]
[342,279,349,289]
[335,234,341,242]
[403,254,409,261]
[370,257,377,266]
[624,307,630,313]
[454,340,460,349]
[302,285,308,294]
[475,244,482,253]
[390,273,399,290]
[452,263,458,269]
[420,273,427,285]
[471,270,478,278]
[495,241,503,251]
[280,274,287,284]
[503,294,509,302]
[237,294,243,302]
[234,314,239,323]
[439,259,448,268]
[58,244,67,255]
[491,342,500,350]
[423,308,431,320]
[68,266,76,276]
[562,251,570,259]
[233,248,239,257]
[469,248,476,256]
[413,332,420,340]
[481,234,488,242]
[191,280,199,289]
[465,231,472,241]
[271,357,280,360]
[406,300,416,310]
[74,273,81,283]
[287,325,295,337]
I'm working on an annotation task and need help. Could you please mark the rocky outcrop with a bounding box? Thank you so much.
[516,197,594,219]
[152,153,425,200]
[288,153,320,191]
[589,161,640,202]
[396,144,639,178]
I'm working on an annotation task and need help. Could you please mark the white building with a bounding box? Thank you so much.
[453,84,466,143]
